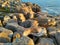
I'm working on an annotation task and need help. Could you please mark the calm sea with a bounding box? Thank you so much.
[22,0,60,15]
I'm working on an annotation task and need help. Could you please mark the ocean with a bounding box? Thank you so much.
[22,0,60,15]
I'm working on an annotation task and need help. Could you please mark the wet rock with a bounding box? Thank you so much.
[13,36,34,45]
[36,38,55,45]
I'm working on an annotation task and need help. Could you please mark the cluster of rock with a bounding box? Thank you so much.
[0,0,60,45]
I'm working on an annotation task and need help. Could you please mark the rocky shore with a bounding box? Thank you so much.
[0,0,60,45]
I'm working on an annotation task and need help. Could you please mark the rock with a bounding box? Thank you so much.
[55,33,60,45]
[0,27,13,38]
[5,23,25,32]
[20,19,39,28]
[20,6,34,19]
[28,27,47,43]
[47,27,57,36]
[13,36,34,45]
[32,4,41,13]
[37,17,49,27]
[18,13,26,22]
[0,27,13,34]
[0,0,22,12]
[0,32,11,43]
[3,43,12,45]
[23,28,32,36]
[12,15,17,21]
[25,2,33,6]
[56,21,60,29]
[48,18,56,26]
[0,20,3,27]
[6,19,17,23]
[36,38,55,45]
[3,15,10,26]
[0,43,12,45]
[4,16,10,21]
[47,26,60,37]
[31,27,47,37]
[5,21,29,37]
[13,32,21,42]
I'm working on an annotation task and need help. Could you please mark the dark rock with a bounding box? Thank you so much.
[47,27,57,36]
[5,23,25,32]
[20,19,38,28]
[36,38,55,45]
[55,33,60,45]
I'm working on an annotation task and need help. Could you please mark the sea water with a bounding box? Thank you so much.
[22,0,60,15]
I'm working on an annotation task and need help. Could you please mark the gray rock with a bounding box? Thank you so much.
[20,19,38,28]
[55,33,60,45]
[13,36,34,45]
[5,22,25,32]
[36,38,55,45]
[47,27,57,36]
